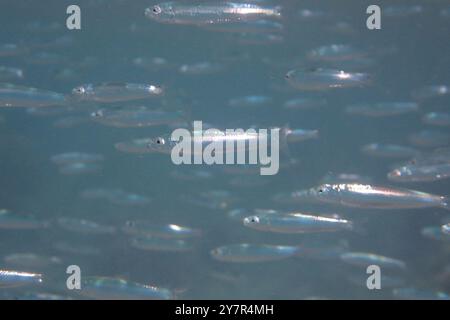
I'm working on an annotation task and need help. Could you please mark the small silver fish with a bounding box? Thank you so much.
[0,66,23,81]
[4,253,62,269]
[57,217,116,235]
[50,152,104,165]
[204,19,283,33]
[79,277,174,300]
[0,209,48,230]
[340,252,406,270]
[0,270,43,288]
[276,183,450,210]
[308,44,366,62]
[123,222,201,238]
[210,243,300,263]
[243,212,353,233]
[346,274,405,288]
[145,2,282,26]
[228,95,272,107]
[130,236,194,252]
[388,163,450,183]
[283,97,327,110]
[286,68,371,91]
[79,188,151,206]
[71,83,163,103]
[320,172,372,185]
[392,287,449,300]
[423,112,450,127]
[362,143,419,159]
[421,226,450,241]
[91,107,186,128]
[409,130,450,148]
[115,138,156,154]
[412,84,449,100]
[18,292,73,300]
[0,84,65,108]
[211,243,346,263]
[58,162,101,175]
[384,5,423,17]
[179,62,222,75]
[346,102,418,117]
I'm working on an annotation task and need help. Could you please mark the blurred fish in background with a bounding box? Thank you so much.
[0,0,449,300]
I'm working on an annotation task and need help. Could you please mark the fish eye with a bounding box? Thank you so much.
[152,5,162,14]
[318,188,323,193]
[156,137,165,145]
[249,216,259,223]
[73,86,85,94]
[91,110,103,118]
[125,221,135,228]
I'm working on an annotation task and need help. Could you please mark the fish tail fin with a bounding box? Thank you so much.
[311,129,320,139]
[293,244,308,257]
[279,124,292,159]
[273,6,283,17]
[348,220,367,236]
[441,196,450,210]
[172,287,188,300]
[347,215,370,235]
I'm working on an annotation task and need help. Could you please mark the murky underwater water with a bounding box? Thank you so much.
[0,0,449,299]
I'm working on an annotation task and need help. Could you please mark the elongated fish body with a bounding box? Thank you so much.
[362,143,419,159]
[423,112,450,126]
[0,270,43,288]
[421,226,450,241]
[210,243,299,263]
[413,85,449,100]
[18,292,73,300]
[285,68,371,91]
[243,213,353,233]
[58,162,101,175]
[131,236,193,252]
[50,152,104,165]
[0,66,23,81]
[346,102,418,117]
[388,163,450,182]
[80,277,173,300]
[210,243,346,263]
[71,83,163,103]
[0,84,65,107]
[0,209,48,230]
[204,19,283,33]
[91,108,186,128]
[57,217,116,235]
[393,287,449,300]
[115,138,156,154]
[123,221,201,239]
[145,2,282,26]
[285,128,319,143]
[340,252,406,270]
[4,253,61,269]
[289,184,449,210]
[146,128,275,155]
[346,274,405,288]
[308,44,366,62]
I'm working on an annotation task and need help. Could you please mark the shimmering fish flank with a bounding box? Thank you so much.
[243,212,353,233]
[0,270,43,288]
[1,0,450,301]
[277,184,450,210]
[145,2,282,26]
